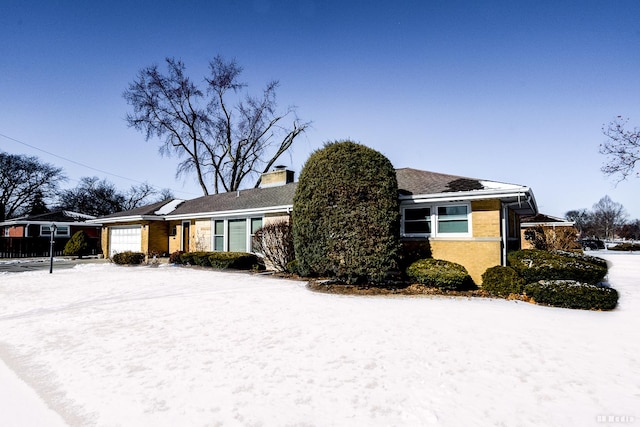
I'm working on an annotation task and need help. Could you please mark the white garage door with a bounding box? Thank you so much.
[109,226,141,257]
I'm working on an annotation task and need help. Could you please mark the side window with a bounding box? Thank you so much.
[213,220,225,251]
[437,205,469,233]
[403,207,431,235]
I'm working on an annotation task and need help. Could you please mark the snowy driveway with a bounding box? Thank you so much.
[0,253,638,426]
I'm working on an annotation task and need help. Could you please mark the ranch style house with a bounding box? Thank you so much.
[91,167,538,284]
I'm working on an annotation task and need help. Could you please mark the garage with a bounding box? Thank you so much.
[109,226,142,257]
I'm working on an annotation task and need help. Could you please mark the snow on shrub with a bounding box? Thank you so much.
[112,251,145,265]
[508,249,607,285]
[524,280,618,310]
[406,258,474,290]
[481,266,525,297]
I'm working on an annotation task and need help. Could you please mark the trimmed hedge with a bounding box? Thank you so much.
[524,280,618,310]
[481,266,526,297]
[208,252,261,270]
[406,258,474,290]
[508,249,607,285]
[609,243,640,252]
[293,140,400,284]
[112,251,145,265]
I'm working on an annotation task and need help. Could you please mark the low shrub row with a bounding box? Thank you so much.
[480,249,617,310]
[171,251,262,271]
[523,280,618,311]
[507,249,607,285]
[112,251,145,265]
[608,243,640,252]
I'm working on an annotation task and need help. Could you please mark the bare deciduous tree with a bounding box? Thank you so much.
[591,195,628,240]
[0,151,65,221]
[57,177,171,216]
[601,116,640,181]
[253,220,295,272]
[124,56,309,195]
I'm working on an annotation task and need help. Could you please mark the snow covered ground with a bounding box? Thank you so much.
[0,252,638,426]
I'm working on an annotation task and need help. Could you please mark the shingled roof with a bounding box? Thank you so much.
[166,183,298,218]
[395,168,524,195]
[96,199,178,220]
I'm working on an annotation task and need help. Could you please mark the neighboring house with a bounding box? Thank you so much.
[520,213,578,250]
[92,167,538,284]
[0,210,102,258]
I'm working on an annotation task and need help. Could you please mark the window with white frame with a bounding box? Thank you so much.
[212,217,263,253]
[437,205,469,233]
[402,203,470,237]
[41,225,70,237]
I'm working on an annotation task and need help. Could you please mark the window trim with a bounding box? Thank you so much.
[211,216,263,253]
[402,202,472,238]
[41,224,70,237]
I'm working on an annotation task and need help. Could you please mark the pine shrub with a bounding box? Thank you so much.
[508,249,607,285]
[481,265,526,296]
[112,251,145,265]
[524,280,618,310]
[63,230,90,258]
[406,258,474,291]
[292,140,400,284]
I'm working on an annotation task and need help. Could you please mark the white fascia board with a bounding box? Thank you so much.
[399,187,532,204]
[165,204,293,221]
[522,221,575,228]
[1,220,102,227]
[86,216,160,224]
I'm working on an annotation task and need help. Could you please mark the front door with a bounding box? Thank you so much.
[182,221,190,251]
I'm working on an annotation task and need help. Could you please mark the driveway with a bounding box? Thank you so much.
[0,257,108,273]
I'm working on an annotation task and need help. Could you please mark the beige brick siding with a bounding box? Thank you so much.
[409,199,505,285]
[430,239,502,285]
[194,220,211,251]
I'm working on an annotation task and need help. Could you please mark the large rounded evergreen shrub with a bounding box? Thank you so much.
[508,249,607,285]
[292,140,400,284]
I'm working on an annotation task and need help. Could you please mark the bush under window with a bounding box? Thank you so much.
[406,258,474,291]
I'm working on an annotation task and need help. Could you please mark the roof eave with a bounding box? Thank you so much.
[166,204,293,221]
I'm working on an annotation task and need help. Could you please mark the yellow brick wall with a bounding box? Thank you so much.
[168,221,181,254]
[471,199,501,238]
[425,198,504,284]
[430,239,502,285]
[147,222,170,256]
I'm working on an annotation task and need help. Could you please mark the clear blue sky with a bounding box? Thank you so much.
[2,0,639,218]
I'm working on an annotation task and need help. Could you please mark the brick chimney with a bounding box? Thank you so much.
[259,165,295,188]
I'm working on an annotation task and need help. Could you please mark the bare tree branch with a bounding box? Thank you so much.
[600,116,640,182]
[124,55,308,195]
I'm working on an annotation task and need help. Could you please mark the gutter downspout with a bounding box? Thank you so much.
[501,203,508,266]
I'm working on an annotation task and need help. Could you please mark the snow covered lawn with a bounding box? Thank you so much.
[1,252,638,426]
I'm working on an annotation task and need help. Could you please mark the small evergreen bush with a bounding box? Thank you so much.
[524,280,618,310]
[63,230,90,258]
[508,249,607,285]
[481,266,526,296]
[286,259,299,275]
[169,250,184,264]
[406,258,474,290]
[208,252,260,270]
[112,251,145,265]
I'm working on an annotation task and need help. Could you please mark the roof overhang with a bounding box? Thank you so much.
[0,220,102,227]
[399,187,538,216]
[165,204,293,221]
[86,216,160,225]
